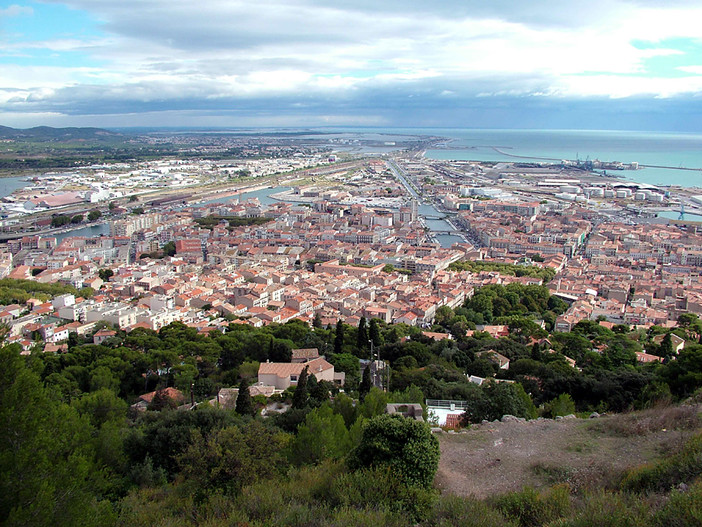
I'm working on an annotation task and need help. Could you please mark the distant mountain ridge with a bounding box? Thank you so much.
[0,125,123,141]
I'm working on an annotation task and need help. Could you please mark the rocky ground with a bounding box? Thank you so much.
[435,408,700,498]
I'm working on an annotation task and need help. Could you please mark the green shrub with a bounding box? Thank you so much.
[428,495,516,527]
[348,414,440,490]
[653,481,702,527]
[621,434,702,493]
[545,393,576,418]
[290,405,352,465]
[236,481,292,523]
[329,466,437,522]
[552,490,650,527]
[327,506,406,527]
[462,382,536,424]
[491,485,571,527]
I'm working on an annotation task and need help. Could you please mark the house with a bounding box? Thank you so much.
[476,350,510,370]
[43,343,68,353]
[651,333,686,354]
[386,403,424,422]
[291,348,320,363]
[475,325,510,338]
[636,351,664,364]
[421,331,453,341]
[257,357,337,391]
[93,329,117,345]
[39,323,69,344]
[131,387,185,411]
[468,375,486,386]
[209,383,277,409]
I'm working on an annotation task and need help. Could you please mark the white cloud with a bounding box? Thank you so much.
[678,66,702,75]
[4,0,702,123]
[0,4,33,17]
[557,74,702,99]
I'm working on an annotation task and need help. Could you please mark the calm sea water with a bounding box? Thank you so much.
[415,129,702,188]
[0,176,32,199]
[316,127,702,188]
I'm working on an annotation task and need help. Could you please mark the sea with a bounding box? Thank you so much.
[6,128,702,248]
[315,128,702,189]
[424,129,702,188]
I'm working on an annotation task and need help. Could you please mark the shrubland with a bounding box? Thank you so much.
[4,283,702,525]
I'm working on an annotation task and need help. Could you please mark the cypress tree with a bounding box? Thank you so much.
[334,319,345,355]
[660,333,674,360]
[357,316,368,349]
[359,364,372,401]
[292,366,309,409]
[235,377,254,416]
[369,318,381,347]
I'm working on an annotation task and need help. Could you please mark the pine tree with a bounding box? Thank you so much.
[359,364,372,401]
[660,333,674,360]
[310,377,330,407]
[313,312,323,329]
[235,377,254,416]
[149,388,177,411]
[357,316,368,349]
[334,319,345,355]
[292,366,309,409]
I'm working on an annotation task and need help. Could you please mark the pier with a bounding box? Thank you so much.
[639,164,702,172]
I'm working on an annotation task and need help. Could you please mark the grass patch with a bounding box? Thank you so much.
[556,490,652,527]
[565,440,595,454]
[589,406,700,438]
[532,461,624,494]
[437,430,489,447]
[490,485,571,527]
[531,462,573,486]
[429,495,516,527]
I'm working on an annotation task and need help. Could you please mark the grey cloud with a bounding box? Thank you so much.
[5,71,702,132]
[7,0,702,129]
[41,0,627,55]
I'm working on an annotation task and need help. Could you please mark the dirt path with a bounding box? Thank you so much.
[435,415,696,498]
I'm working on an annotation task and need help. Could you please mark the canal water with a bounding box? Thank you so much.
[197,186,290,207]
[202,187,463,246]
[54,224,111,243]
[53,186,464,248]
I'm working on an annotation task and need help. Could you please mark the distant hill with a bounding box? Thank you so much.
[0,125,123,141]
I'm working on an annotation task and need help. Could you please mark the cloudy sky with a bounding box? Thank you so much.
[2,0,702,130]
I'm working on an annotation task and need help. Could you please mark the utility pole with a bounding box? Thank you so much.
[369,339,375,388]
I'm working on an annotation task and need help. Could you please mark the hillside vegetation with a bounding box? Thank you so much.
[3,282,702,525]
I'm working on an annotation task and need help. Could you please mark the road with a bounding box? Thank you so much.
[387,159,421,201]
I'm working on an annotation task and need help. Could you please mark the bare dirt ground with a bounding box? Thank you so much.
[435,410,701,499]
